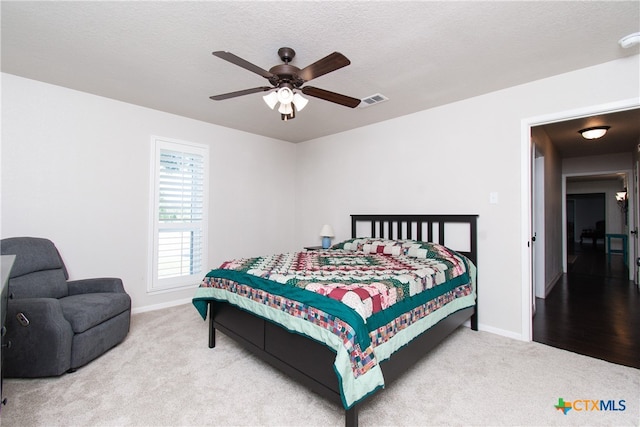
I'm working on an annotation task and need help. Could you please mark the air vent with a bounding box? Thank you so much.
[359,93,389,108]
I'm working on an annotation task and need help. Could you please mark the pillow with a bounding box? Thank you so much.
[332,237,460,261]
[332,238,420,254]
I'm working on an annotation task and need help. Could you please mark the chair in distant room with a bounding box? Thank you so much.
[0,237,131,377]
[580,220,605,247]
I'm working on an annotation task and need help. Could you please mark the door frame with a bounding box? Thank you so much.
[634,160,640,288]
[520,98,640,341]
[562,180,629,272]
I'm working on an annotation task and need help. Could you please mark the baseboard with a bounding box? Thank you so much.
[137,301,525,342]
[476,322,524,341]
[544,271,563,297]
[132,298,193,314]
[133,302,528,341]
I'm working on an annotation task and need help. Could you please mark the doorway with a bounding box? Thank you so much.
[567,192,605,252]
[521,100,640,342]
[531,108,640,368]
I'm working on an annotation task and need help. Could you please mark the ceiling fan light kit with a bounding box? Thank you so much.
[281,106,295,121]
[262,91,279,109]
[292,93,309,111]
[210,47,360,121]
[262,86,308,121]
[278,101,293,115]
[277,86,294,104]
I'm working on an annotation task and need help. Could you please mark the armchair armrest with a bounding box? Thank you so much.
[5,298,74,377]
[67,277,126,295]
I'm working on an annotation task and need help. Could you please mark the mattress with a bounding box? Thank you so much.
[193,238,477,408]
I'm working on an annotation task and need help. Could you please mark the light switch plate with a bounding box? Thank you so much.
[489,192,499,204]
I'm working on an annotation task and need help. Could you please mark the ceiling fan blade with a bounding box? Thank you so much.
[212,51,274,79]
[301,86,361,108]
[298,52,351,82]
[210,86,272,100]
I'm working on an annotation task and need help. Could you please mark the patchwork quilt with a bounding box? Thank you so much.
[192,238,476,409]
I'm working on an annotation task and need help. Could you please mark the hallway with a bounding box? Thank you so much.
[532,242,640,369]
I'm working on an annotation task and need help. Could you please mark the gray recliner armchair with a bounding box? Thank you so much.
[1,237,131,377]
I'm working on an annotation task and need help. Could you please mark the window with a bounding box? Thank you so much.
[149,136,208,292]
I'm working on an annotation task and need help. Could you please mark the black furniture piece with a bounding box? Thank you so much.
[580,220,605,247]
[0,237,131,377]
[205,214,478,427]
[303,245,322,251]
[1,255,15,410]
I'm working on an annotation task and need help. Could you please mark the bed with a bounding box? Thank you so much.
[192,214,478,426]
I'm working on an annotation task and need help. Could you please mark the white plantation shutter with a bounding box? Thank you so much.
[150,137,208,291]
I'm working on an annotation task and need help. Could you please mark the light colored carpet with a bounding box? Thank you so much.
[2,303,639,426]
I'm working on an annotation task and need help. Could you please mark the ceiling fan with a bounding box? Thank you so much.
[209,47,361,120]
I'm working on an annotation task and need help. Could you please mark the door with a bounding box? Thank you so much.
[534,155,545,301]
[566,198,575,267]
[635,162,639,287]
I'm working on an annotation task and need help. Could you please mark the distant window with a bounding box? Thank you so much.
[149,136,208,292]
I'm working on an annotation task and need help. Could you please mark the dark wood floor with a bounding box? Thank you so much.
[533,240,640,369]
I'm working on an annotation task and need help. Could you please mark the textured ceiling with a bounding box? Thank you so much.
[1,1,639,143]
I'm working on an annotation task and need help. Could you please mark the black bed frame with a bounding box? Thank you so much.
[206,214,478,426]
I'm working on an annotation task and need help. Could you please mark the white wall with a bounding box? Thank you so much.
[2,54,638,337]
[294,55,640,338]
[563,152,633,175]
[1,73,296,312]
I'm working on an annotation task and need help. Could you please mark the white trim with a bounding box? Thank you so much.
[476,322,525,341]
[131,298,194,315]
[520,119,533,342]
[562,177,568,273]
[520,98,640,342]
[461,320,523,341]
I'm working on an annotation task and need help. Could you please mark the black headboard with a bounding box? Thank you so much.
[350,214,478,265]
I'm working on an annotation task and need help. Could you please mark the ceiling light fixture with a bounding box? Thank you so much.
[616,188,628,213]
[579,126,610,140]
[619,32,640,49]
[262,85,309,121]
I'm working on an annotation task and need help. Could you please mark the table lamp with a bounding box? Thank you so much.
[319,224,335,249]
